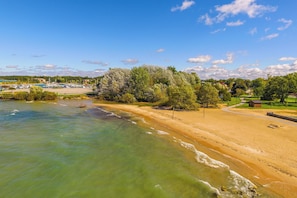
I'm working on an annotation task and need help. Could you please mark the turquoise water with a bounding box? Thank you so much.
[0,100,274,197]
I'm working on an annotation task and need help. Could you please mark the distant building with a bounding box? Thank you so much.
[34,78,46,83]
[249,100,262,108]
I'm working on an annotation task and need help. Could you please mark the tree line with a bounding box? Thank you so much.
[97,65,297,109]
[97,66,229,110]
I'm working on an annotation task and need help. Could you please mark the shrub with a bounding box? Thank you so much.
[120,93,136,104]
[14,91,28,100]
[42,91,57,100]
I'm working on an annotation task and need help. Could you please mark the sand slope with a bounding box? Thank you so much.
[97,103,297,197]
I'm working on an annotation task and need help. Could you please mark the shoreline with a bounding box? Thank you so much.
[96,103,297,197]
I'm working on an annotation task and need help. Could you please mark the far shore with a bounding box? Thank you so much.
[2,87,94,95]
[96,103,297,197]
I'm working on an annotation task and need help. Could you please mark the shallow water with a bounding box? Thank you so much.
[0,100,276,197]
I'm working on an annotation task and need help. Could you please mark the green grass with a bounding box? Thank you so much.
[225,97,241,106]
[236,100,297,110]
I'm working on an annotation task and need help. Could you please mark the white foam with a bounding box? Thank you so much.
[198,179,221,196]
[146,131,153,135]
[178,140,229,169]
[154,184,162,190]
[229,170,256,196]
[157,130,169,135]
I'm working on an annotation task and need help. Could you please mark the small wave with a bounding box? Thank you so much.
[229,170,257,196]
[10,109,19,116]
[178,140,229,169]
[157,130,169,135]
[154,184,163,190]
[198,179,221,196]
[146,131,153,135]
[59,103,67,106]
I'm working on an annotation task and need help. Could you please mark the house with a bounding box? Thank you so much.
[249,100,262,107]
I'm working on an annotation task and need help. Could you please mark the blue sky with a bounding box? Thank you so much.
[0,0,296,79]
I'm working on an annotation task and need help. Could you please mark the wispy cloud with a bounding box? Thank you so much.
[211,28,226,34]
[200,0,277,25]
[82,60,109,66]
[32,54,46,58]
[171,0,195,12]
[121,58,139,65]
[156,48,165,53]
[249,27,257,35]
[6,65,18,69]
[279,57,297,61]
[261,33,279,40]
[277,18,293,31]
[187,55,211,63]
[212,53,234,65]
[184,59,297,80]
[226,20,244,26]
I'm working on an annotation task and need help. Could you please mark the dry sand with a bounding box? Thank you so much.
[97,103,297,197]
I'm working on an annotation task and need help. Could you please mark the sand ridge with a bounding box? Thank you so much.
[97,103,297,197]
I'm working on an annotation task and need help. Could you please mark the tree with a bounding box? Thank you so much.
[98,68,130,101]
[129,67,150,101]
[262,76,289,103]
[167,85,198,110]
[251,78,266,97]
[231,78,247,96]
[197,83,220,107]
[29,86,43,100]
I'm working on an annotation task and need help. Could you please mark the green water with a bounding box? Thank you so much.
[0,100,275,197]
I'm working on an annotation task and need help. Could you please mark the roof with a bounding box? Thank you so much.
[250,100,262,104]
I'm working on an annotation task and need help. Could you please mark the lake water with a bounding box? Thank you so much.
[0,100,276,197]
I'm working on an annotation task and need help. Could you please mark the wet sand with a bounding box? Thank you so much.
[96,103,297,197]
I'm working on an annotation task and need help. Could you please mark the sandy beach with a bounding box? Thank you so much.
[97,103,297,197]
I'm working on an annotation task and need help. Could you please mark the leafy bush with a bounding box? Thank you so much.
[120,93,136,104]
[14,91,28,100]
[42,91,57,100]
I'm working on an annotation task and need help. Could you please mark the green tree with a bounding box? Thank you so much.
[167,85,198,110]
[29,86,43,100]
[129,67,150,101]
[262,76,289,103]
[251,78,266,97]
[197,83,220,107]
[98,68,130,101]
[231,78,247,96]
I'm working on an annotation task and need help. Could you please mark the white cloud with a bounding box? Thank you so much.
[121,58,139,65]
[82,60,109,66]
[184,61,297,80]
[187,55,211,63]
[216,0,277,19]
[279,57,297,61]
[199,14,214,25]
[261,33,279,40]
[200,0,277,25]
[171,0,195,12]
[44,64,56,69]
[156,48,165,53]
[249,27,257,35]
[6,65,19,69]
[277,18,293,31]
[211,28,226,34]
[212,53,234,64]
[226,20,244,26]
